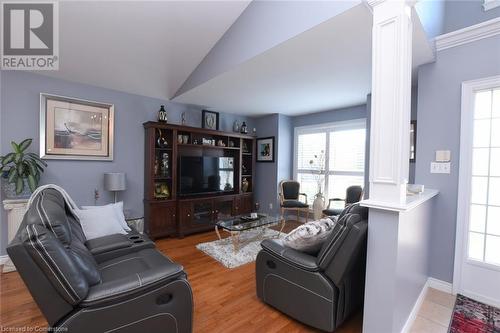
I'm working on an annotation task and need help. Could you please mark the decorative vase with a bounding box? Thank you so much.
[240,122,248,134]
[156,129,168,148]
[233,121,240,133]
[312,192,325,220]
[242,178,249,193]
[158,105,168,122]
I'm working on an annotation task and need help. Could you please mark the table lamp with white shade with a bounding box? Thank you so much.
[104,172,126,203]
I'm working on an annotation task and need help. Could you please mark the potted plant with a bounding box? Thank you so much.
[0,139,47,199]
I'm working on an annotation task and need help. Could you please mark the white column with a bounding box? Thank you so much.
[368,0,413,204]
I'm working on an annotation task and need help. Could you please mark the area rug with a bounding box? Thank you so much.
[449,294,500,333]
[196,228,283,269]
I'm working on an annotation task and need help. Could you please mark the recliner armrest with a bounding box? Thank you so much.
[260,239,319,271]
[81,263,185,307]
[85,234,132,256]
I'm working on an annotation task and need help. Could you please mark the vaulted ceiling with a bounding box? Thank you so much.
[35,1,435,116]
[37,1,250,100]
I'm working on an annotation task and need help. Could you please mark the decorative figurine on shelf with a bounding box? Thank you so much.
[154,183,170,199]
[157,129,168,148]
[233,121,240,133]
[158,105,168,122]
[252,128,257,135]
[242,177,249,193]
[154,156,159,176]
[240,121,248,134]
[161,153,169,176]
[181,111,186,125]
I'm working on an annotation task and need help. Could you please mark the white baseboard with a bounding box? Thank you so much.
[401,277,453,333]
[401,280,429,333]
[427,277,453,293]
[0,255,9,265]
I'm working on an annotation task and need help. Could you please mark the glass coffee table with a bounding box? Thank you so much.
[215,214,285,253]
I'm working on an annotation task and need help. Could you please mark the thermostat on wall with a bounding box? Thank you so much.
[435,150,451,162]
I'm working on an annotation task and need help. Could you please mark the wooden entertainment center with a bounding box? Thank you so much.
[143,122,256,239]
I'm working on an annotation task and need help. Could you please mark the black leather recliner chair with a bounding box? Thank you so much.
[256,204,368,332]
[7,188,193,332]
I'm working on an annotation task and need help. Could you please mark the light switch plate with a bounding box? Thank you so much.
[430,162,451,174]
[436,150,451,162]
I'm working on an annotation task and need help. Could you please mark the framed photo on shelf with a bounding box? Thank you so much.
[202,110,219,130]
[40,93,114,160]
[256,136,275,163]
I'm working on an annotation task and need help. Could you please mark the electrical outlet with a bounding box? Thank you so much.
[430,162,451,174]
[269,203,273,210]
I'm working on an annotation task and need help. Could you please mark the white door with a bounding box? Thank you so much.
[454,75,500,307]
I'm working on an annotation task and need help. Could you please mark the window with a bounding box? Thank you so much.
[468,87,500,265]
[294,119,366,205]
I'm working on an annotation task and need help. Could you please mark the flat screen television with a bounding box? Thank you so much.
[178,156,234,196]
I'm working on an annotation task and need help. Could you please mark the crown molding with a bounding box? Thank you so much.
[484,0,500,11]
[435,17,500,52]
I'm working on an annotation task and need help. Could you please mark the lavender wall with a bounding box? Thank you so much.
[415,35,500,282]
[443,0,500,34]
[253,114,280,214]
[278,114,293,183]
[0,71,254,255]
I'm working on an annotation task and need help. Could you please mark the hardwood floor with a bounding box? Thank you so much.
[0,222,362,332]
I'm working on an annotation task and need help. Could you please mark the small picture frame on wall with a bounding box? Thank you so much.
[40,93,114,161]
[202,110,219,130]
[256,136,275,163]
[410,120,417,162]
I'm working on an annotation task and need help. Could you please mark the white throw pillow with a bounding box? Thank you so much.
[76,205,128,240]
[81,201,131,232]
[283,218,337,254]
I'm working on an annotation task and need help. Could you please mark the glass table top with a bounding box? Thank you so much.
[216,214,282,232]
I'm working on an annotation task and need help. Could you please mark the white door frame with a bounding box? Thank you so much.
[453,74,500,307]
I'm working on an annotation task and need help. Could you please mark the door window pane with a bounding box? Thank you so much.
[485,235,500,265]
[469,204,486,233]
[473,119,491,147]
[490,148,500,177]
[472,148,490,176]
[327,175,364,201]
[491,119,500,147]
[474,90,492,119]
[488,177,500,206]
[329,129,365,172]
[487,206,500,236]
[471,176,488,204]
[468,232,485,261]
[492,89,500,118]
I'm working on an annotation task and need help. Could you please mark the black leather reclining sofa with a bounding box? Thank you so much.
[256,204,368,332]
[7,188,193,332]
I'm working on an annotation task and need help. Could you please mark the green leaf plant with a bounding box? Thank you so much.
[0,139,47,194]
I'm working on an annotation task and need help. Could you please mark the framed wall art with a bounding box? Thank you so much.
[202,110,219,130]
[40,93,114,160]
[257,136,275,163]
